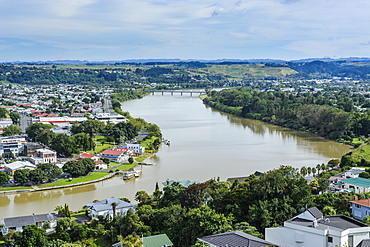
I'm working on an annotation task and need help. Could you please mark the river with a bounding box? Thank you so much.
[0,93,350,218]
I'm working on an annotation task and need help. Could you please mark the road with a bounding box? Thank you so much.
[19,113,32,134]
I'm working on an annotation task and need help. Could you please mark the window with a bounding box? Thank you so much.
[355,204,362,208]
[328,236,333,243]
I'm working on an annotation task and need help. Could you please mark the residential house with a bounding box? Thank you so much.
[338,168,366,179]
[0,135,27,157]
[350,198,370,221]
[4,161,37,175]
[80,152,99,161]
[126,144,145,155]
[29,148,57,165]
[265,207,370,247]
[198,230,278,247]
[86,197,136,220]
[142,234,174,247]
[341,177,370,193]
[101,148,130,163]
[1,213,62,235]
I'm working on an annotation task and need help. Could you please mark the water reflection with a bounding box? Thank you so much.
[14,190,63,204]
[63,184,96,195]
[0,195,11,206]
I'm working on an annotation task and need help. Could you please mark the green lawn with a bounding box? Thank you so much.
[38,172,110,188]
[0,186,33,191]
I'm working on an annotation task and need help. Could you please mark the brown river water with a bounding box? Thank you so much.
[0,93,350,218]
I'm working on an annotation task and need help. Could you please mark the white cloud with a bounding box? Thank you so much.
[1,0,370,60]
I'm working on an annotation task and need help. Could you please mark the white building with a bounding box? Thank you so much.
[95,113,127,124]
[4,161,37,175]
[265,207,370,247]
[126,144,145,155]
[29,148,57,165]
[86,197,136,220]
[0,136,27,157]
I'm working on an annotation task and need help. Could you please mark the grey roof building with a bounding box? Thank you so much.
[1,213,62,235]
[198,230,279,247]
[86,196,136,220]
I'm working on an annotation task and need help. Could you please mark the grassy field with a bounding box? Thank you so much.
[196,64,298,79]
[351,143,370,162]
[38,172,110,188]
[0,186,33,192]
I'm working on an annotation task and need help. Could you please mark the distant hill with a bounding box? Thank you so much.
[4,57,369,65]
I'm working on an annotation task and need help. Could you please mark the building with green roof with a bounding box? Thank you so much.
[142,234,173,247]
[342,177,370,193]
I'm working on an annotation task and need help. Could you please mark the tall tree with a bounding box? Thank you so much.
[2,124,22,136]
[0,171,10,185]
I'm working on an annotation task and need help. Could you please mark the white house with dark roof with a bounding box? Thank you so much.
[86,197,136,220]
[1,213,62,235]
[265,207,370,247]
[198,230,279,247]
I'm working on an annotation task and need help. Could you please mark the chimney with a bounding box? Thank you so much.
[354,195,359,201]
[313,219,318,228]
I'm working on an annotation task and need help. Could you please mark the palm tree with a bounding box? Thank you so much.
[307,167,312,176]
[300,166,308,177]
[321,163,326,172]
[312,167,317,176]
[316,164,321,175]
[111,202,118,218]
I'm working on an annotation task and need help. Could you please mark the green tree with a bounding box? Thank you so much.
[128,157,134,164]
[37,163,62,181]
[29,169,46,184]
[233,222,264,239]
[180,205,232,246]
[38,130,56,147]
[0,171,10,185]
[158,181,185,207]
[72,133,94,151]
[9,112,20,125]
[16,224,46,247]
[300,166,307,177]
[322,206,337,216]
[120,235,143,247]
[26,122,53,142]
[14,169,29,184]
[0,107,9,118]
[181,182,210,209]
[64,203,71,218]
[135,191,151,206]
[50,133,76,157]
[2,124,22,136]
[55,205,65,216]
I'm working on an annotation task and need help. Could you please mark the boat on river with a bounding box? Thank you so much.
[123,170,142,180]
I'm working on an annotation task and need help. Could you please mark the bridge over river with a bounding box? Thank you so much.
[144,90,206,96]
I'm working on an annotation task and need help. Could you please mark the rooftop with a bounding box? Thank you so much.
[142,234,173,247]
[350,198,370,207]
[341,177,370,188]
[198,230,279,247]
[289,215,369,231]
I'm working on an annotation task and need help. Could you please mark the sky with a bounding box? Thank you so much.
[1,0,370,62]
